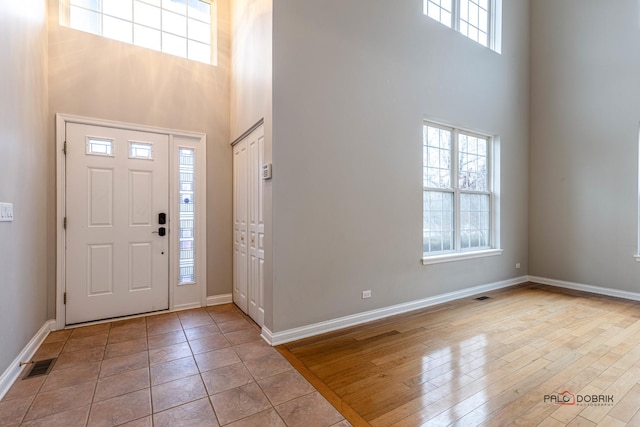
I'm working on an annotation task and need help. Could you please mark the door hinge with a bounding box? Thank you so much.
[63,217,67,229]
[63,292,67,305]
[63,141,67,155]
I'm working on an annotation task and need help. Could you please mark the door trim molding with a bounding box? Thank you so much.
[231,118,264,147]
[56,114,207,330]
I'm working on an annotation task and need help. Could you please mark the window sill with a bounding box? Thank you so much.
[633,255,640,262]
[422,249,503,265]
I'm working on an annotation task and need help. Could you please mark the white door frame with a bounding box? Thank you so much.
[56,114,207,330]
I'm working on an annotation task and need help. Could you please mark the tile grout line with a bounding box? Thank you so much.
[8,307,345,427]
[145,316,154,427]
[200,309,222,426]
[95,324,111,425]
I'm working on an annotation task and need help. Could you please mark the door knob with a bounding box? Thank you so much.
[153,227,166,236]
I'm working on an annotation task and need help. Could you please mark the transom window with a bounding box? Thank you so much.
[423,0,500,51]
[60,0,215,65]
[423,122,495,258]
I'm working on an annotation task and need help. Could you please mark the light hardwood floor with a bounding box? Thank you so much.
[277,283,640,426]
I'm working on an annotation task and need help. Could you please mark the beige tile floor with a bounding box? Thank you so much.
[0,304,351,427]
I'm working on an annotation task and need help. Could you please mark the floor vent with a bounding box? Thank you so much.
[474,296,491,301]
[24,359,55,379]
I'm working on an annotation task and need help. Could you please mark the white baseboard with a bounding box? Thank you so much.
[206,294,233,306]
[261,327,275,345]
[528,276,640,301]
[0,320,56,400]
[173,302,203,311]
[263,276,528,346]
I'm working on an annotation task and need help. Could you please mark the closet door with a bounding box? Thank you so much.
[232,125,265,327]
[233,140,248,313]
[248,126,265,326]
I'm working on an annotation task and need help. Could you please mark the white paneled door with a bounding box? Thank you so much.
[233,124,265,326]
[233,140,249,313]
[248,129,265,326]
[65,123,169,324]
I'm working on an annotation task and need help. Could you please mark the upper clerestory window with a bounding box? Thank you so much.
[423,0,502,53]
[60,0,216,65]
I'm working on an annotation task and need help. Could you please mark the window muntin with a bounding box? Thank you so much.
[459,0,489,46]
[62,0,214,64]
[423,122,493,256]
[424,0,453,28]
[423,0,494,49]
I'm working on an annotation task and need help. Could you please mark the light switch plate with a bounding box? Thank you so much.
[0,203,14,222]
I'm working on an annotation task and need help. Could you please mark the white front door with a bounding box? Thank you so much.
[65,123,169,324]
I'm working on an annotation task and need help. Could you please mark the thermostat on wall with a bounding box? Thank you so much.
[262,163,272,180]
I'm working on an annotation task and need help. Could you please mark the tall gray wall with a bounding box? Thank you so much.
[270,0,531,332]
[0,0,50,373]
[529,0,640,290]
[230,0,274,327]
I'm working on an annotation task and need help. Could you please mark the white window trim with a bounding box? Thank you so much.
[423,0,502,54]
[422,120,501,265]
[59,0,217,65]
[422,248,503,265]
[636,124,640,261]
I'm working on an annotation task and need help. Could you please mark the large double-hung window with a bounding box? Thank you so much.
[423,122,500,263]
[60,0,215,64]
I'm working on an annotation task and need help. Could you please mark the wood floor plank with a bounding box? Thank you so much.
[474,351,604,426]
[279,283,640,426]
[579,366,640,424]
[395,358,552,426]
[607,382,640,423]
[550,383,603,424]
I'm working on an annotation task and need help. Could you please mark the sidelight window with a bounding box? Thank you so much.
[178,148,195,284]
